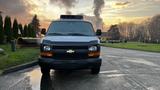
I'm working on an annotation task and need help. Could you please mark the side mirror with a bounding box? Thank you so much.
[96,29,102,36]
[41,28,46,35]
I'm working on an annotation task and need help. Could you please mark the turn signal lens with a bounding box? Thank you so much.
[88,51,100,57]
[40,51,53,57]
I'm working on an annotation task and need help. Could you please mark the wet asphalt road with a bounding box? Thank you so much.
[0,47,160,90]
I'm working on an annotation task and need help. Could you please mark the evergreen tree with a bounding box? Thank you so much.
[0,14,4,44]
[31,27,36,37]
[18,24,23,37]
[4,16,12,42]
[30,15,40,37]
[23,24,28,37]
[27,24,32,37]
[13,19,19,39]
[28,24,36,37]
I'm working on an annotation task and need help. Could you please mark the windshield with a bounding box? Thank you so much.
[46,21,95,36]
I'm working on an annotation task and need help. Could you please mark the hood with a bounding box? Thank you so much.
[42,36,99,43]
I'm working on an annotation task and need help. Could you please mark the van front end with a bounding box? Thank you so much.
[39,40,102,74]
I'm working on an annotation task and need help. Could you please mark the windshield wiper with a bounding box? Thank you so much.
[67,33,88,36]
[47,33,64,35]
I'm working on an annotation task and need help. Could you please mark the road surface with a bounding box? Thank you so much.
[0,47,160,90]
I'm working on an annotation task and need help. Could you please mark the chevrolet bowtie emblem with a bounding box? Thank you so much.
[66,49,75,53]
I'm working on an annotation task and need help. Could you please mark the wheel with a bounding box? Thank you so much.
[40,67,50,75]
[91,66,100,74]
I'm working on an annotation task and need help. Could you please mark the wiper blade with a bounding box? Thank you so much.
[67,33,88,36]
[47,33,65,36]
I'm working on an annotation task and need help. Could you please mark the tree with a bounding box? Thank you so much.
[27,24,31,37]
[0,14,4,44]
[30,15,40,37]
[30,25,36,37]
[116,14,160,43]
[118,22,137,41]
[18,24,23,37]
[13,19,19,39]
[23,24,28,37]
[4,16,12,42]
[107,25,120,40]
[27,24,36,37]
[148,14,160,43]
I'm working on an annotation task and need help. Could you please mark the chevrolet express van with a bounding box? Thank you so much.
[39,15,102,74]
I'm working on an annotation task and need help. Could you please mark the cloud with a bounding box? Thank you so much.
[50,0,77,9]
[0,0,27,15]
[116,1,160,17]
[111,1,130,9]
[0,0,34,25]
[50,0,77,14]
[115,1,130,6]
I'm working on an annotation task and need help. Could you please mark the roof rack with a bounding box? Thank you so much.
[60,15,83,20]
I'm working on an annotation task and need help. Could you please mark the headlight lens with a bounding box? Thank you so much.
[43,46,51,51]
[88,46,97,51]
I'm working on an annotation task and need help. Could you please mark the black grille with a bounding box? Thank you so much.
[53,46,88,60]
[53,46,88,49]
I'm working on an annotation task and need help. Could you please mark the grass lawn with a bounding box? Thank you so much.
[0,44,39,70]
[101,42,160,53]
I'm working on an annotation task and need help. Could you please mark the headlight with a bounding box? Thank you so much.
[43,45,51,51]
[88,46,97,51]
[40,45,53,57]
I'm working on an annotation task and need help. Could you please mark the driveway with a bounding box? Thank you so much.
[0,47,160,90]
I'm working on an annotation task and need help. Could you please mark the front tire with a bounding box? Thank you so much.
[91,66,100,74]
[40,67,50,75]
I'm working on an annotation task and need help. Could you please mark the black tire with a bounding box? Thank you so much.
[41,67,50,75]
[91,66,100,74]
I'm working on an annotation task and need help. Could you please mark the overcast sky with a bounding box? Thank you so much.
[0,0,160,28]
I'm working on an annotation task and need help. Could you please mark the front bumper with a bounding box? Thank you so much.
[38,57,102,70]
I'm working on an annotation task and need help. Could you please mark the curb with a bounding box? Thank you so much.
[101,45,160,53]
[0,70,2,75]
[1,60,38,75]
